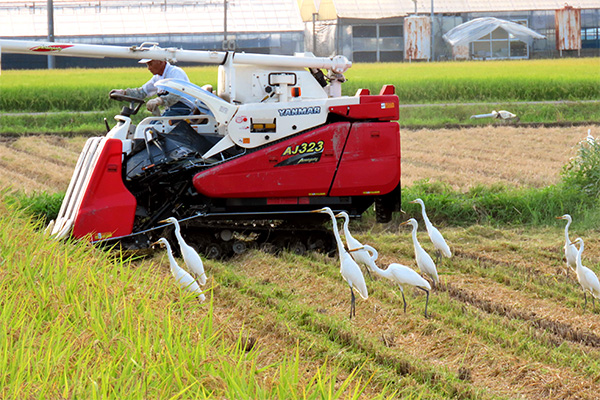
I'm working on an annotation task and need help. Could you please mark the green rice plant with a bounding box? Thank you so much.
[0,66,218,112]
[401,179,599,227]
[345,58,600,103]
[0,200,396,399]
[4,190,64,225]
[2,59,599,112]
[561,135,600,198]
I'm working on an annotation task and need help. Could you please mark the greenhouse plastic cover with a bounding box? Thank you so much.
[442,17,546,47]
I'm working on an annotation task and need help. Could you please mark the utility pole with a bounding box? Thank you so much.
[223,0,228,50]
[312,12,318,55]
[47,0,55,69]
[430,0,434,61]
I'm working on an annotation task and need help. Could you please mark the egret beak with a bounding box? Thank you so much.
[409,200,417,204]
[159,219,170,224]
[150,241,163,248]
[556,216,565,220]
[399,220,410,226]
[310,208,325,213]
[334,213,343,218]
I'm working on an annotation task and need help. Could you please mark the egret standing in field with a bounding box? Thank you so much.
[153,238,206,302]
[312,207,368,319]
[585,129,595,145]
[160,217,207,285]
[401,218,439,288]
[410,198,452,264]
[335,211,377,279]
[373,261,432,317]
[570,238,600,310]
[557,214,578,273]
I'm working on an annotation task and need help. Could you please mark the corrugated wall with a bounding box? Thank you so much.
[404,16,431,61]
[555,5,581,50]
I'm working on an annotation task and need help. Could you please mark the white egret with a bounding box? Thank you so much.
[586,129,595,145]
[400,218,439,288]
[312,207,368,319]
[153,238,206,302]
[410,198,452,264]
[470,110,517,121]
[556,214,577,272]
[372,262,431,318]
[570,238,600,310]
[160,217,207,285]
[335,211,377,278]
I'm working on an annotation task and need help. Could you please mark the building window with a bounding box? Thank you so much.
[582,27,599,48]
[352,24,402,62]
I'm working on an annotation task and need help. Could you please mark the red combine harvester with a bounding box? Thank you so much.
[0,40,401,257]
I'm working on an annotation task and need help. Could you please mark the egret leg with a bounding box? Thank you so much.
[350,286,356,319]
[584,292,588,309]
[363,266,373,280]
[430,276,437,291]
[399,288,407,313]
[435,250,442,265]
[417,287,430,319]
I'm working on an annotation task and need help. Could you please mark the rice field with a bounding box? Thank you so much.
[1,58,599,112]
[2,125,600,398]
[2,59,600,398]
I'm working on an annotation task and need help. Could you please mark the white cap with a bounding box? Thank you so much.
[138,58,152,63]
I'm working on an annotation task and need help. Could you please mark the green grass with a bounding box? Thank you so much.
[400,180,600,228]
[398,102,600,127]
[399,137,600,228]
[0,111,120,135]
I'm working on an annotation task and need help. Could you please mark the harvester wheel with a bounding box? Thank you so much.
[259,243,277,254]
[206,243,223,259]
[232,240,247,255]
[290,241,307,256]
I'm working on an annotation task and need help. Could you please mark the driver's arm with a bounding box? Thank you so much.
[159,93,183,107]
[124,87,147,100]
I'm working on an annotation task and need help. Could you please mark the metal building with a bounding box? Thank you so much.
[0,0,305,69]
[300,0,600,61]
[1,0,599,68]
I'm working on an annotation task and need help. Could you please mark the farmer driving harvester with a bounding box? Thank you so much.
[110,59,194,116]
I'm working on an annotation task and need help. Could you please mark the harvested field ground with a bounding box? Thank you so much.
[2,125,592,194]
[4,125,600,399]
[401,125,594,190]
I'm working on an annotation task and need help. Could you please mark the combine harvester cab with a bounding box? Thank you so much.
[2,39,401,255]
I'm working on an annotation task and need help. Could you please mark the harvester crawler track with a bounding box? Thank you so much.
[96,211,338,259]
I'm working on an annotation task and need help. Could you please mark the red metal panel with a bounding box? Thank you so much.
[73,139,137,240]
[193,122,351,198]
[330,122,400,197]
[329,94,399,121]
[555,6,581,51]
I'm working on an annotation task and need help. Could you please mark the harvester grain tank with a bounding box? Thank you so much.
[0,39,401,257]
